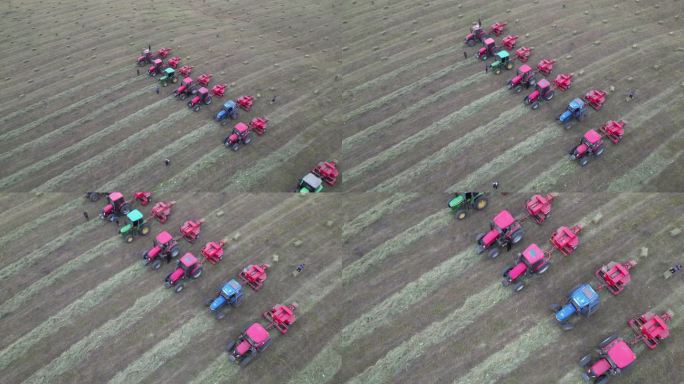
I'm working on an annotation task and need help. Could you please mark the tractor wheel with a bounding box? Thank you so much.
[216,311,226,320]
[501,279,511,287]
[474,195,488,210]
[455,209,467,220]
[489,248,500,259]
[511,231,523,244]
[514,282,525,292]
[467,39,475,47]
[140,224,151,236]
[549,303,562,312]
[162,82,168,87]
[172,77,178,83]
[596,376,610,384]
[170,246,180,258]
[244,136,252,145]
[239,353,254,367]
[564,122,572,130]
[125,234,135,243]
[514,85,522,93]
[121,203,132,215]
[175,283,184,293]
[232,143,240,151]
[507,81,513,90]
[579,157,589,167]
[481,54,487,61]
[537,263,550,275]
[151,72,156,77]
[595,146,605,157]
[545,91,555,101]
[226,341,236,353]
[191,267,204,279]
[581,373,592,382]
[523,96,530,105]
[579,354,593,368]
[261,338,273,351]
[562,322,575,331]
[193,105,201,112]
[205,96,212,105]
[494,67,501,75]
[531,101,540,110]
[529,79,536,87]
[599,334,618,348]
[88,192,101,202]
[475,232,486,242]
[205,298,214,307]
[152,259,162,270]
[180,93,187,100]
[506,62,513,70]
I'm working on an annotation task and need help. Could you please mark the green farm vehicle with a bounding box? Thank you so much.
[490,50,514,75]
[448,192,489,220]
[119,209,151,243]
[159,68,178,87]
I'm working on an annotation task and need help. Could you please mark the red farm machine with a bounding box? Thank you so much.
[263,303,299,334]
[475,193,556,259]
[150,200,176,223]
[465,23,488,46]
[180,219,205,243]
[226,322,273,367]
[187,87,212,111]
[239,264,271,291]
[224,122,253,151]
[569,122,624,167]
[584,89,607,110]
[98,192,132,221]
[136,47,171,66]
[142,230,181,270]
[536,58,556,76]
[507,64,537,93]
[168,56,181,69]
[554,73,573,91]
[501,34,518,50]
[201,240,226,264]
[148,59,165,77]
[212,84,227,97]
[197,73,213,87]
[595,260,638,296]
[489,22,507,36]
[174,77,196,100]
[164,252,204,293]
[249,117,269,136]
[236,95,254,111]
[523,78,555,110]
[515,47,532,63]
[478,37,499,61]
[178,65,193,77]
[502,225,582,291]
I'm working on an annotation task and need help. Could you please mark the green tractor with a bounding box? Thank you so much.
[489,50,514,75]
[159,68,178,87]
[119,209,151,243]
[297,173,324,194]
[448,192,489,220]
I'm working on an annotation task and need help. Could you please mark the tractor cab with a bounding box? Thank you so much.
[159,68,176,86]
[502,243,549,290]
[154,231,175,250]
[492,210,518,236]
[108,192,126,210]
[517,64,533,80]
[555,283,600,325]
[188,87,212,111]
[216,100,238,123]
[221,279,244,302]
[119,209,146,236]
[490,50,512,74]
[570,129,605,166]
[228,322,272,366]
[508,64,536,92]
[465,24,487,46]
[178,253,200,277]
[478,37,497,60]
[519,243,547,271]
[101,191,131,219]
[149,59,163,76]
[175,77,194,99]
[224,122,252,151]
[559,98,587,128]
[581,129,605,152]
[299,173,323,194]
[525,79,554,109]
[536,79,552,97]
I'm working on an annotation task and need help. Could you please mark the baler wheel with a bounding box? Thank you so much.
[506,62,513,70]
[162,82,168,87]
[579,354,593,368]
[456,210,467,220]
[172,77,178,83]
[481,54,488,61]
[244,136,252,145]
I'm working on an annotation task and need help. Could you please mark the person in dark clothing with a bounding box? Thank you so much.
[628,89,635,99]
[166,253,172,264]
[478,18,482,28]
[670,264,682,274]
[485,65,488,73]
[156,86,160,95]
[463,51,468,59]
[164,158,170,166]
[83,211,89,221]
[148,44,151,51]
[115,218,120,226]
[137,69,140,76]
[506,241,512,252]
[492,181,499,189]
[296,264,305,273]
[271,95,277,103]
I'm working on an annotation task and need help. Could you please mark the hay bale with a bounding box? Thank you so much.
[293,240,303,247]
[594,40,601,45]
[232,233,241,241]
[216,211,224,217]
[272,254,279,263]
[640,247,648,258]
[592,213,603,224]
[670,228,682,237]
[326,220,334,227]
[609,85,615,92]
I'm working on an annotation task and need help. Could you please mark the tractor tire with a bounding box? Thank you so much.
[550,303,562,312]
[175,283,184,293]
[507,80,513,90]
[599,334,618,348]
[193,105,201,112]
[511,231,523,244]
[506,62,513,70]
[595,146,605,157]
[481,54,487,61]
[150,72,156,77]
[205,298,214,307]
[87,192,101,202]
[514,282,525,292]
[107,213,117,222]
[596,376,610,384]
[475,232,486,243]
[529,78,536,87]
[579,354,593,368]
[216,311,226,320]
[191,267,204,279]
[474,195,488,210]
[523,96,530,105]
[232,143,240,151]
[125,234,135,243]
[140,224,151,236]
[514,85,522,93]
[226,341,236,353]
[455,209,467,220]
[537,263,550,275]
[261,338,273,351]
[244,136,252,145]
[170,246,180,258]
[494,67,501,75]
[579,157,589,167]
[489,248,500,259]
[180,93,187,100]
[564,122,572,130]
[162,82,168,87]
[172,77,178,83]
[501,279,511,287]
[562,322,575,331]
[531,101,540,110]
[152,259,162,270]
[545,91,555,101]
[467,39,475,47]
[239,353,254,367]
[581,373,592,382]
[205,96,212,105]
[121,204,132,215]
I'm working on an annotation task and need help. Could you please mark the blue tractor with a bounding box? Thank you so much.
[215,100,238,125]
[558,98,588,130]
[205,279,244,319]
[550,283,600,330]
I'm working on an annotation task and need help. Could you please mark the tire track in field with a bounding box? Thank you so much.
[297,194,645,384]
[341,210,452,283]
[522,86,682,192]
[342,193,418,240]
[3,195,303,379]
[373,29,677,193]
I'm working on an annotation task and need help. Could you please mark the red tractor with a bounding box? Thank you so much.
[180,219,204,243]
[536,58,556,75]
[99,192,132,221]
[223,122,253,151]
[197,73,212,87]
[501,243,551,291]
[507,64,537,93]
[554,73,573,91]
[568,129,606,167]
[515,47,532,63]
[312,161,339,186]
[465,23,488,46]
[142,230,180,270]
[226,322,272,367]
[187,87,212,111]
[249,117,268,136]
[174,77,196,100]
[584,89,607,110]
[164,252,203,293]
[598,120,625,144]
[524,78,555,110]
[237,95,254,111]
[579,336,637,383]
[201,240,225,264]
[489,22,507,36]
[239,264,270,291]
[628,310,673,350]
[148,59,164,77]
[150,200,175,223]
[168,56,181,69]
[501,34,518,50]
[136,49,154,66]
[475,210,524,259]
[263,303,298,334]
[595,260,637,296]
[478,37,499,61]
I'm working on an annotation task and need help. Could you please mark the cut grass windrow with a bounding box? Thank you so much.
[0,266,144,372]
[23,287,168,384]
[607,124,684,192]
[342,193,418,241]
[108,315,210,384]
[0,76,139,145]
[0,96,175,190]
[342,71,486,151]
[524,86,682,192]
[341,210,452,283]
[374,104,527,193]
[0,236,119,319]
[349,282,509,384]
[345,86,502,183]
[0,219,100,285]
[33,108,193,192]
